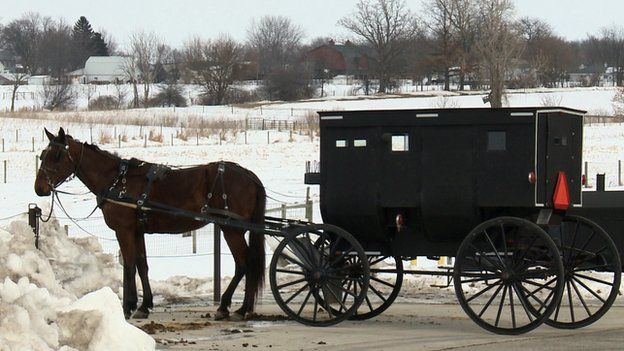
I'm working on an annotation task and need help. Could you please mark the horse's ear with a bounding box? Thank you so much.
[58,127,66,143]
[45,128,54,142]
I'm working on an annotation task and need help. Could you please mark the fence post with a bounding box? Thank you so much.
[244,131,247,145]
[305,187,313,222]
[32,137,35,152]
[144,135,147,148]
[192,230,197,254]
[619,160,622,186]
[584,161,588,188]
[28,204,41,249]
[281,204,287,219]
[90,127,93,144]
[3,160,6,183]
[35,155,39,175]
[267,131,270,144]
[213,224,221,302]
[2,138,4,152]
[16,129,19,143]
[118,135,121,148]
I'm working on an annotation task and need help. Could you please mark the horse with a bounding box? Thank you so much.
[34,127,266,321]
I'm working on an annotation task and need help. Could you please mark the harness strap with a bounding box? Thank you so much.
[206,161,229,211]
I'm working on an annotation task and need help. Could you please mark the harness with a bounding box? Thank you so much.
[102,160,244,229]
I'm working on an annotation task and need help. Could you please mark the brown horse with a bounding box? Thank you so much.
[34,128,266,320]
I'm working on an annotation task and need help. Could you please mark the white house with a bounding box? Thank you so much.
[28,75,51,85]
[76,56,131,83]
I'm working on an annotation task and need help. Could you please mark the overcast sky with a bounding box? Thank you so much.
[2,0,622,49]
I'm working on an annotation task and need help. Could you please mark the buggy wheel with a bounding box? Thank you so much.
[545,215,622,329]
[348,255,403,320]
[454,217,565,335]
[269,224,370,327]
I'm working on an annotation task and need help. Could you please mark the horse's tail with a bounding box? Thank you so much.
[247,180,266,301]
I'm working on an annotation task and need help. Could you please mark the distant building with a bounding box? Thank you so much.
[304,40,372,79]
[28,75,51,85]
[569,64,615,87]
[71,56,131,84]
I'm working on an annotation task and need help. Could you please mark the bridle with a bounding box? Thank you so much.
[39,140,85,191]
[38,140,87,222]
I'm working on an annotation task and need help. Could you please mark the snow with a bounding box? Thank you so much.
[0,219,154,351]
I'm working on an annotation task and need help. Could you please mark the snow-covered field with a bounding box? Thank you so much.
[1,87,623,350]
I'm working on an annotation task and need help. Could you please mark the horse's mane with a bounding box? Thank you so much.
[81,141,149,169]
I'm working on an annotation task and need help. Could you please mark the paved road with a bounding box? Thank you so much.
[130,300,624,351]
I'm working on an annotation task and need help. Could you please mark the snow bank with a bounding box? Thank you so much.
[57,287,155,351]
[0,220,154,351]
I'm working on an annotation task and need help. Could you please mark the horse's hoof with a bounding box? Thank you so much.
[230,312,245,322]
[133,309,150,319]
[214,310,229,320]
[124,311,132,320]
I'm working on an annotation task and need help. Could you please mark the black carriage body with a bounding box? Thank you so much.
[309,107,585,256]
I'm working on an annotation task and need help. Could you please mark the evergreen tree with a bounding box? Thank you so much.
[71,16,109,68]
[91,32,109,56]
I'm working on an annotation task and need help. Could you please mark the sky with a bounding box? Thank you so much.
[1,0,622,49]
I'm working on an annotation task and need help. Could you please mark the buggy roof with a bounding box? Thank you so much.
[318,106,587,116]
[316,107,586,126]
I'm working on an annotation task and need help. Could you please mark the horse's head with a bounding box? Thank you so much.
[35,127,77,196]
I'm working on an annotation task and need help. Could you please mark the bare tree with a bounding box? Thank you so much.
[447,0,479,90]
[423,0,457,91]
[120,53,140,108]
[127,31,163,106]
[1,13,45,112]
[247,15,304,75]
[474,0,523,108]
[587,26,624,86]
[340,0,419,93]
[40,78,77,110]
[184,35,242,105]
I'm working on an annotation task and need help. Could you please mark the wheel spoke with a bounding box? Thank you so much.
[469,244,504,271]
[509,285,516,329]
[515,235,538,264]
[572,276,607,304]
[494,284,508,327]
[369,256,388,267]
[284,282,310,304]
[566,281,575,323]
[367,282,388,303]
[275,268,306,276]
[325,282,348,313]
[279,252,308,270]
[370,275,396,289]
[466,279,502,303]
[296,289,313,317]
[477,283,505,317]
[574,273,614,286]
[511,283,534,322]
[326,279,357,298]
[570,279,592,317]
[277,277,307,290]
[484,230,507,269]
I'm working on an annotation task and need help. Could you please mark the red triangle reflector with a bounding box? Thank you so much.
[553,171,570,210]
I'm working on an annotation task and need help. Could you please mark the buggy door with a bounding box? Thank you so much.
[535,111,583,207]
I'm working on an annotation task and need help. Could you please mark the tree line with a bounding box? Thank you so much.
[1,0,623,111]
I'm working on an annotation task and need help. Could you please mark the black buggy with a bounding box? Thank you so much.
[269,106,623,334]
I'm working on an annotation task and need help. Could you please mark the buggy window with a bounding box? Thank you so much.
[354,139,367,147]
[335,139,347,148]
[391,134,409,152]
[487,131,506,151]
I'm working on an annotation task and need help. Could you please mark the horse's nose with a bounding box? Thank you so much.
[35,183,51,196]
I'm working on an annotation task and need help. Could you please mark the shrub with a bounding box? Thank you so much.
[88,95,119,110]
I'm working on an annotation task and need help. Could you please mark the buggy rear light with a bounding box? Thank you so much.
[581,174,587,186]
[528,171,536,184]
[553,171,571,210]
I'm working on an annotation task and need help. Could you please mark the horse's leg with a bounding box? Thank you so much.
[215,228,248,321]
[116,230,138,319]
[133,232,153,319]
